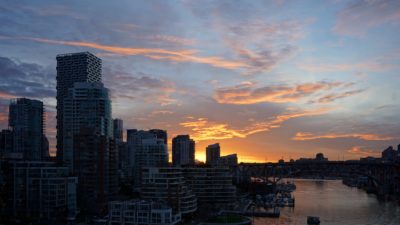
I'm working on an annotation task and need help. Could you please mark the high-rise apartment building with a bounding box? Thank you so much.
[206,143,220,166]
[172,135,195,166]
[73,129,118,213]
[8,98,48,160]
[113,119,123,142]
[62,82,112,171]
[56,52,102,162]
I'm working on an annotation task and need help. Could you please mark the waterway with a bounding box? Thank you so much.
[254,179,400,225]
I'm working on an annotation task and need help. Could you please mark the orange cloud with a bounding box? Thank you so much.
[0,91,18,99]
[293,132,394,141]
[3,36,249,70]
[180,107,331,141]
[142,34,196,45]
[347,146,381,157]
[313,89,364,104]
[214,81,343,104]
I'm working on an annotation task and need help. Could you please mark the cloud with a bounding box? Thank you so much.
[103,69,177,106]
[133,34,196,46]
[180,107,331,141]
[0,56,55,100]
[150,110,174,115]
[333,0,400,37]
[293,132,394,141]
[312,89,364,103]
[1,36,249,70]
[220,19,308,75]
[214,81,344,104]
[299,61,393,73]
[348,146,381,156]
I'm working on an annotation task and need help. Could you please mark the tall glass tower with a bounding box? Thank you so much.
[8,98,47,160]
[62,82,112,171]
[56,52,101,162]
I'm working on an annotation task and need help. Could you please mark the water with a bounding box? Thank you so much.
[254,179,400,225]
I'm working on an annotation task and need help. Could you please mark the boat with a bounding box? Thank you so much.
[307,216,320,225]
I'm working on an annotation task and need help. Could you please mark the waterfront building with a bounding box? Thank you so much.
[316,153,328,161]
[127,130,168,186]
[206,143,220,166]
[172,135,195,166]
[73,128,118,214]
[0,161,77,220]
[8,98,48,160]
[56,52,102,162]
[182,166,236,204]
[141,167,197,215]
[113,119,123,142]
[108,199,181,225]
[219,154,238,166]
[62,82,112,172]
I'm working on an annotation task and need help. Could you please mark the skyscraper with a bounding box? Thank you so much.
[56,52,102,162]
[172,135,195,166]
[206,143,220,166]
[73,128,117,213]
[8,98,47,160]
[113,119,123,142]
[62,82,112,171]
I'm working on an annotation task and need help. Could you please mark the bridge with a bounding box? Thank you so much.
[233,161,400,197]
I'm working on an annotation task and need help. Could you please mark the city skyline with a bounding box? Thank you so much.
[1,0,400,162]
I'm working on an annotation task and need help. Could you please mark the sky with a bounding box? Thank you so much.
[0,0,399,163]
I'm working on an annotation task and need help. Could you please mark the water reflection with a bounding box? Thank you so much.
[254,179,400,225]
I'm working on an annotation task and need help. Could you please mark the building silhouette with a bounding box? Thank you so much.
[8,98,48,160]
[127,130,168,186]
[206,143,220,166]
[172,135,195,166]
[0,129,13,158]
[141,167,197,216]
[62,82,112,172]
[56,52,102,162]
[113,119,123,142]
[182,166,236,203]
[1,161,77,219]
[149,129,168,145]
[108,199,181,225]
[73,128,118,214]
[219,154,238,166]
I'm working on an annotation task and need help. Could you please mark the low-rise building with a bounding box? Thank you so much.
[182,166,236,204]
[219,154,238,166]
[141,167,197,215]
[0,161,78,220]
[108,199,181,225]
